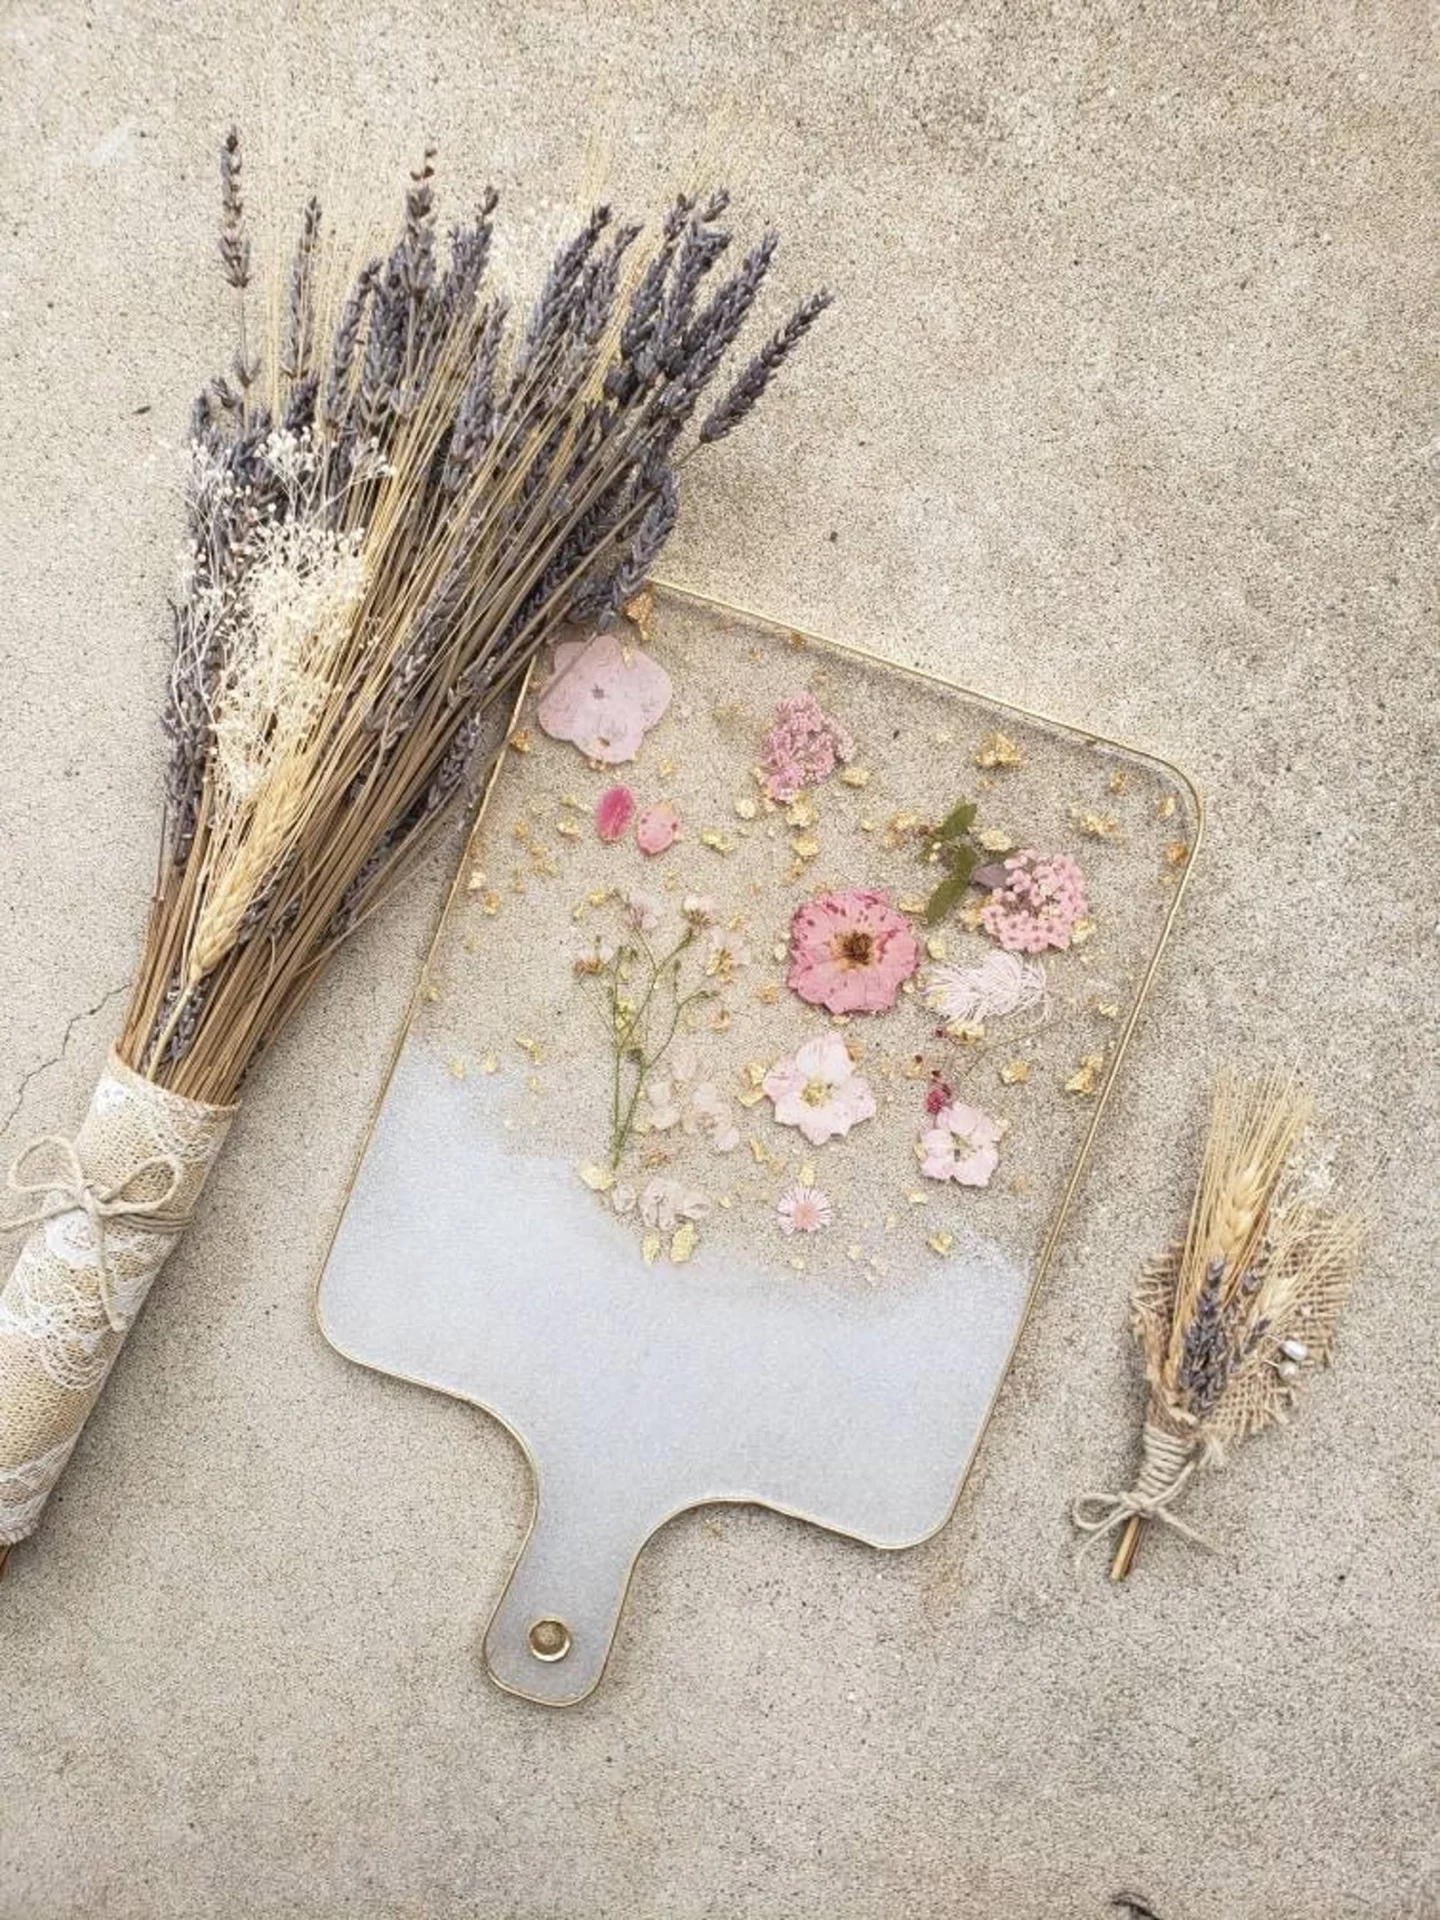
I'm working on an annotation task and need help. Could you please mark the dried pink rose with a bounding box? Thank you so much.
[595,784,636,843]
[979,851,1088,954]
[763,1032,877,1147]
[787,888,919,1015]
[636,800,680,856]
[761,691,854,802]
[918,1103,1002,1187]
[537,631,672,763]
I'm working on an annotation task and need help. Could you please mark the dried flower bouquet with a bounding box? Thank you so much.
[1075,1070,1362,1576]
[0,133,830,1561]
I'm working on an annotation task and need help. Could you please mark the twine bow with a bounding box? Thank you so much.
[1,1134,189,1334]
[1072,1422,1216,1562]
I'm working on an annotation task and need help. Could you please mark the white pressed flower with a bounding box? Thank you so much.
[923,952,1046,1024]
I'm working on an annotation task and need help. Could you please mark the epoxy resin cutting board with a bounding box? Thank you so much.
[318,584,1200,1704]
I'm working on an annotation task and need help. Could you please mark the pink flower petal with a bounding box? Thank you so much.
[636,801,680,856]
[595,784,636,843]
[536,631,673,764]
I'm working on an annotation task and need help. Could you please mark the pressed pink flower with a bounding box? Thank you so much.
[704,925,750,981]
[761,691,855,802]
[917,1102,1003,1188]
[595,784,636,843]
[787,888,919,1015]
[777,1185,833,1235]
[537,631,672,762]
[980,851,1088,954]
[763,1032,877,1147]
[636,800,680,855]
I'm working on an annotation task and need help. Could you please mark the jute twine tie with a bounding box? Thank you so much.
[1,1134,189,1334]
[1072,1422,1216,1562]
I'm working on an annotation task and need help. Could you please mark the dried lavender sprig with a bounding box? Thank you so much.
[282,196,323,383]
[218,127,250,291]
[699,288,834,444]
[324,258,381,428]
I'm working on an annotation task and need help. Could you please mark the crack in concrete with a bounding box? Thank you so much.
[0,982,130,1140]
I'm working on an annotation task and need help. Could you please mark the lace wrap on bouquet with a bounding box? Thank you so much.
[0,1053,233,1544]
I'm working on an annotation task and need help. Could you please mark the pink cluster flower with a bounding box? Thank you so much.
[788,888,919,1015]
[980,850,1088,954]
[761,692,854,803]
[918,1103,1003,1187]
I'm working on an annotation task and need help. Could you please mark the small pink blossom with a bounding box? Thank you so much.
[622,888,663,933]
[980,851,1088,954]
[537,631,672,763]
[763,1032,877,1147]
[788,888,919,1015]
[636,801,680,856]
[918,1103,1003,1188]
[595,784,636,843]
[761,691,854,803]
[925,1077,953,1117]
[704,926,750,981]
[777,1185,833,1235]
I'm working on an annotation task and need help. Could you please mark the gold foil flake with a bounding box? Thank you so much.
[906,1190,928,1206]
[670,1222,698,1264]
[790,835,820,862]
[785,797,818,829]
[975,731,1024,770]
[847,1244,863,1262]
[945,1019,986,1044]
[514,1036,543,1062]
[901,1056,929,1080]
[1065,1053,1106,1096]
[1069,808,1123,842]
[933,728,953,746]
[480,1054,499,1074]
[526,1074,543,1094]
[1094,1000,1121,1019]
[466,866,489,892]
[658,756,676,778]
[882,810,922,850]
[976,828,1016,854]
[623,585,654,630]
[958,897,986,931]
[507,728,533,754]
[754,982,781,1006]
[587,888,611,907]
[641,1230,662,1267]
[1165,840,1191,868]
[709,1006,732,1033]
[1157,793,1178,820]
[799,1161,816,1187]
[789,1256,807,1272]
[749,1138,768,1164]
[1107,769,1131,796]
[733,796,759,820]
[448,1058,468,1079]
[840,765,871,788]
[421,981,440,1003]
[700,829,735,854]
[927,1232,954,1256]
[859,817,878,833]
[556,818,582,840]
[530,846,558,877]
[897,895,929,916]
[772,941,789,962]
[1069,917,1096,946]
[999,1058,1031,1085]
[925,936,948,962]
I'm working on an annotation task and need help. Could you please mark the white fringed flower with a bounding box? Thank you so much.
[923,952,1046,1024]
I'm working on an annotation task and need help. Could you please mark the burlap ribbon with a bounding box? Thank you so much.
[0,1053,233,1545]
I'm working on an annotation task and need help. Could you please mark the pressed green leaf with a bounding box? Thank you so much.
[924,846,978,925]
[932,799,977,843]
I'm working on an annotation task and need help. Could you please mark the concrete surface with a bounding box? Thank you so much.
[0,2,1436,1915]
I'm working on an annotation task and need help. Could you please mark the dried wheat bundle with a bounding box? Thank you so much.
[1074,1069,1363,1579]
[0,133,831,1565]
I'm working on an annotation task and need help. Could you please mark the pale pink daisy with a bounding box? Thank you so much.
[777,1185,833,1235]
[763,1032,877,1147]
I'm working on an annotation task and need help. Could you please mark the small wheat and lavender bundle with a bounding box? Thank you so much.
[1074,1070,1363,1578]
[0,133,831,1562]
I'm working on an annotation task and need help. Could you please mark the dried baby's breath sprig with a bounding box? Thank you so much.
[1074,1069,1363,1578]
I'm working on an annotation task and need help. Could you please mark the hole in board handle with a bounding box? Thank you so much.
[528,1618,572,1662]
